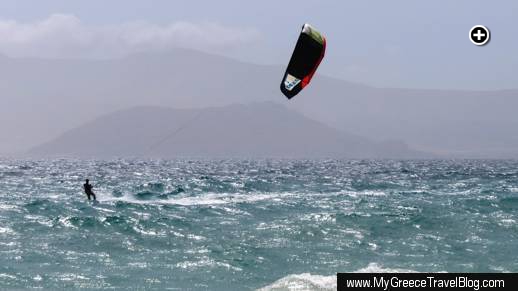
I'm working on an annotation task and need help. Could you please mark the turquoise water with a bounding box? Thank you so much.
[1,159,518,290]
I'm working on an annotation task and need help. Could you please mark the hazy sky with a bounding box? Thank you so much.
[0,0,516,90]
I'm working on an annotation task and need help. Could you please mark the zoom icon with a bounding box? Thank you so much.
[470,25,490,46]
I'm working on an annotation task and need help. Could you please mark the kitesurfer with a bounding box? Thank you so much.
[83,179,97,201]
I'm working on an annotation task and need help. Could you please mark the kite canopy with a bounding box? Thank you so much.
[280,24,326,99]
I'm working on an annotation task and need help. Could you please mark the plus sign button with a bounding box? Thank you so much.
[470,25,490,46]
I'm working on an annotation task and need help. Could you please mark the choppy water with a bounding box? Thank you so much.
[1,159,518,290]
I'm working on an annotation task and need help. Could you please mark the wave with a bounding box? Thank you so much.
[258,263,418,291]
[257,273,336,291]
[98,189,383,207]
[100,192,297,206]
[353,263,418,273]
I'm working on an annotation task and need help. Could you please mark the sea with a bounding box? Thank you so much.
[0,159,517,290]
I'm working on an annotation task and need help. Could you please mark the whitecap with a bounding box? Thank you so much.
[102,192,296,206]
[341,228,364,240]
[176,257,242,271]
[499,218,516,227]
[354,263,418,273]
[257,273,336,291]
[367,242,378,251]
[0,226,14,234]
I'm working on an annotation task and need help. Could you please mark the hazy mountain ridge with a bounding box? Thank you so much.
[1,48,517,157]
[28,102,426,158]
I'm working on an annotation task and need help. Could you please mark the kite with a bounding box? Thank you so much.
[280,23,326,99]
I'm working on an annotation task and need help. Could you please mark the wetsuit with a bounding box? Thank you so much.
[84,183,96,201]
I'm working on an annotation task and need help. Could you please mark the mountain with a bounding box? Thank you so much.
[1,49,517,157]
[28,103,425,159]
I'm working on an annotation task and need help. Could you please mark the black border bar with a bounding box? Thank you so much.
[338,273,517,290]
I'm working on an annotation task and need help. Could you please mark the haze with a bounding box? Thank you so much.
[0,1,517,158]
[2,0,517,89]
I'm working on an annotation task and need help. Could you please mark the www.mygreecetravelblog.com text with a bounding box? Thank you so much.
[337,273,514,290]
